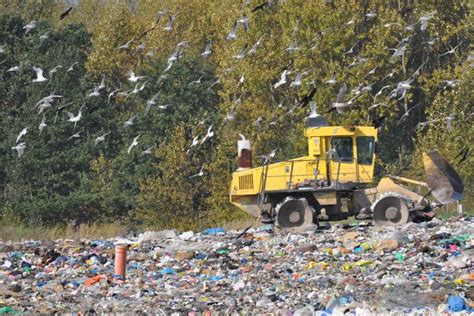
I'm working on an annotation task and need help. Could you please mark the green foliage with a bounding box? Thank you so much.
[0,0,472,230]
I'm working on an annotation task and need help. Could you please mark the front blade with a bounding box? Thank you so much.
[423,150,464,204]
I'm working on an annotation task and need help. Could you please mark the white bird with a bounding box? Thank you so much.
[189,165,204,179]
[39,32,49,46]
[0,44,5,54]
[186,135,200,154]
[32,66,47,82]
[248,36,263,54]
[233,47,247,60]
[446,115,454,130]
[145,92,161,114]
[7,65,20,72]
[34,94,63,108]
[38,115,47,135]
[65,105,83,129]
[308,101,319,118]
[157,104,171,110]
[88,85,101,97]
[66,61,78,72]
[226,20,238,40]
[98,75,106,90]
[285,39,301,52]
[389,78,414,100]
[201,40,212,57]
[238,133,246,141]
[373,85,391,101]
[68,131,82,140]
[397,103,422,125]
[127,135,140,154]
[117,39,133,50]
[290,72,303,87]
[49,65,63,78]
[365,11,376,20]
[444,80,460,89]
[200,125,214,144]
[16,127,28,144]
[127,81,146,98]
[325,71,337,84]
[368,102,389,110]
[37,101,52,114]
[440,42,462,57]
[11,142,26,158]
[141,144,156,156]
[237,14,249,31]
[258,149,277,165]
[330,83,358,114]
[238,74,245,85]
[124,115,137,128]
[108,88,121,103]
[127,70,146,82]
[188,76,203,85]
[274,70,289,89]
[345,40,359,54]
[95,131,111,146]
[135,43,145,52]
[389,44,407,58]
[419,12,435,31]
[23,20,37,34]
[163,15,176,31]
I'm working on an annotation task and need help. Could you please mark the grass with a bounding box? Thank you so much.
[0,222,126,242]
[0,202,471,241]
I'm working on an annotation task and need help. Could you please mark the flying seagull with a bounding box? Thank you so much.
[12,142,26,158]
[127,135,140,154]
[32,66,47,82]
[16,127,28,144]
[65,105,84,129]
[189,165,204,179]
[95,131,111,146]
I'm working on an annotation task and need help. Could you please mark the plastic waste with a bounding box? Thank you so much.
[203,227,226,235]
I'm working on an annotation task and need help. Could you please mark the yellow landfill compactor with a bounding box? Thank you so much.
[230,116,464,230]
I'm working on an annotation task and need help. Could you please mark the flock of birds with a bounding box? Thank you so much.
[4,2,471,178]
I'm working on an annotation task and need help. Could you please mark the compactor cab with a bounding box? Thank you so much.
[230,119,463,230]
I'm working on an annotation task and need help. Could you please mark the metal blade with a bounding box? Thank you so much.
[423,150,464,204]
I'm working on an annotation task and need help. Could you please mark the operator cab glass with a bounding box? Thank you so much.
[331,137,353,163]
[357,136,375,165]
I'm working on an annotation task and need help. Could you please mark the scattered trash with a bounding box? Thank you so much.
[0,217,471,313]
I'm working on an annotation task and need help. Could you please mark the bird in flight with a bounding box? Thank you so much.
[127,135,140,154]
[95,131,111,146]
[23,20,37,34]
[16,127,28,144]
[32,66,47,83]
[60,7,73,20]
[127,70,146,82]
[189,165,205,179]
[12,142,26,158]
[65,105,84,129]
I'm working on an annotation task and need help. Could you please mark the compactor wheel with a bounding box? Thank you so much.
[371,192,410,226]
[275,196,314,231]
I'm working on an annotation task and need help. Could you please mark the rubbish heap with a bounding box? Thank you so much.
[0,216,472,314]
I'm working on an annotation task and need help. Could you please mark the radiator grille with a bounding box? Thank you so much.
[239,174,254,190]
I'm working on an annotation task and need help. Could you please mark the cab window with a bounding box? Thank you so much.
[331,137,353,163]
[357,136,375,165]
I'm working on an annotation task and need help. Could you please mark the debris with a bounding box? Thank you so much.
[0,216,471,313]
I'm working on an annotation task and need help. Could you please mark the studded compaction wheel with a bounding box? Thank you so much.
[275,196,315,231]
[371,192,411,226]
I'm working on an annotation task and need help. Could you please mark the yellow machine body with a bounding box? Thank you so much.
[230,125,378,216]
[230,123,463,227]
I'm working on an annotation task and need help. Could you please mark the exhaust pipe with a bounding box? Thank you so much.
[237,138,252,170]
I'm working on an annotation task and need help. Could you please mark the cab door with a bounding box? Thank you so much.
[329,136,357,183]
[356,136,375,183]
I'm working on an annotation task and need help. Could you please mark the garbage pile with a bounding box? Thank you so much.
[0,216,473,314]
